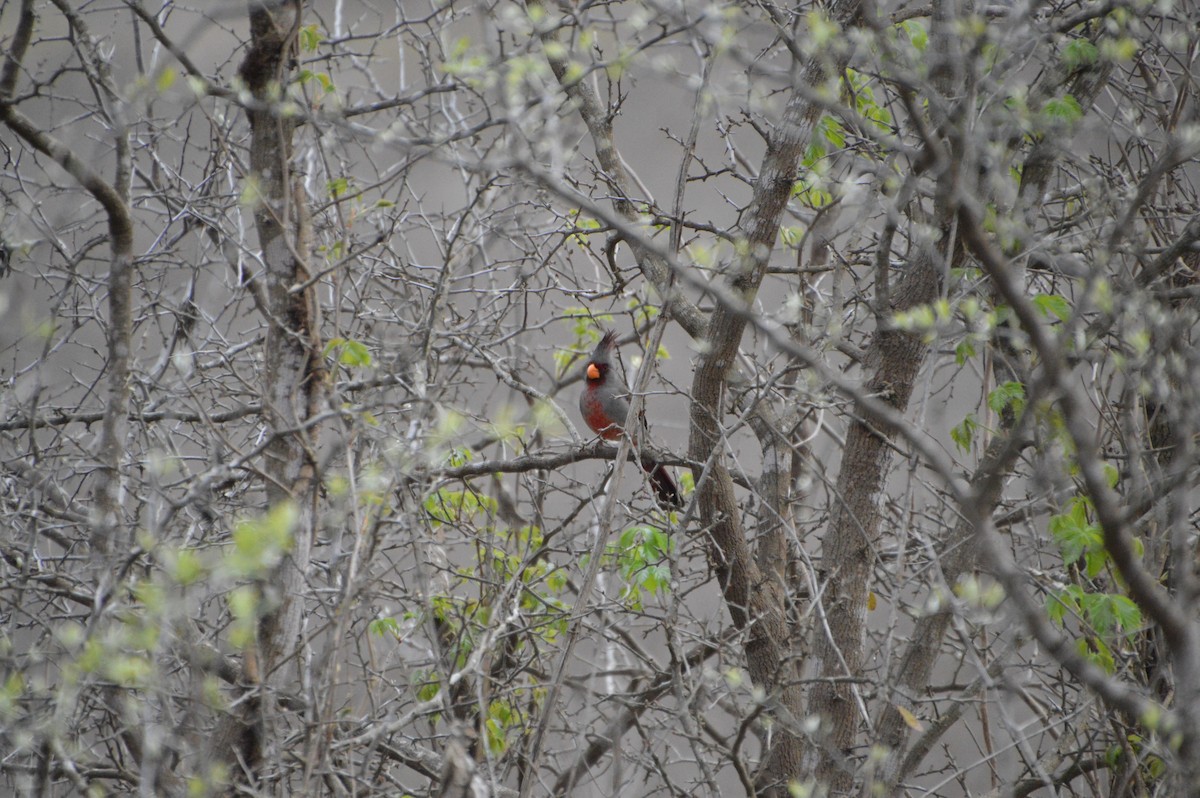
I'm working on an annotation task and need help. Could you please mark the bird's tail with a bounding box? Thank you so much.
[640,457,682,508]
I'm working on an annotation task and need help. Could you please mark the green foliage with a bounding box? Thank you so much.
[1045,492,1145,673]
[325,336,373,368]
[566,209,602,248]
[230,502,297,577]
[987,381,1026,418]
[485,405,529,451]
[392,523,566,747]
[439,35,502,89]
[843,68,893,133]
[239,175,263,209]
[954,575,1006,610]
[228,585,262,648]
[424,488,497,525]
[171,547,206,586]
[326,176,352,199]
[0,671,24,724]
[299,24,322,52]
[951,413,978,453]
[1047,584,1141,637]
[156,67,177,94]
[1048,497,1102,568]
[297,69,335,95]
[485,698,519,753]
[187,763,230,797]
[1062,38,1099,69]
[1041,94,1084,123]
[818,113,846,151]
[805,10,841,48]
[604,525,674,609]
[368,616,403,640]
[1033,292,1072,322]
[414,669,441,702]
[792,172,834,210]
[427,408,467,460]
[1046,499,1099,566]
[954,338,976,366]
[898,20,927,52]
[1098,31,1138,62]
[780,226,804,249]
[892,298,955,342]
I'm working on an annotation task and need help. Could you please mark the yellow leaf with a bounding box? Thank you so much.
[867,592,877,611]
[896,705,924,731]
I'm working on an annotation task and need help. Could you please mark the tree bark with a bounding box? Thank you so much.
[207,1,324,786]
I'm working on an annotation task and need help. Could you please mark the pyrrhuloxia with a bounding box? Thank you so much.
[578,330,682,508]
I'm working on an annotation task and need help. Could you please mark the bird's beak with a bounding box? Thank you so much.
[587,363,600,380]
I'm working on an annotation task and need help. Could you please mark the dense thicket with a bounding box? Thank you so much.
[3,0,1200,795]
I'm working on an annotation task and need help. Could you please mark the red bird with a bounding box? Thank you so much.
[579,330,682,508]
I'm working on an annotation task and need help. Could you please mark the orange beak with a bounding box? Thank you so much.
[587,363,600,380]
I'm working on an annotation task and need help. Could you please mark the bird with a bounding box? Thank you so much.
[578,329,682,508]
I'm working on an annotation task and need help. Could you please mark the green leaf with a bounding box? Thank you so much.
[950,414,977,453]
[156,67,177,94]
[228,585,261,648]
[1033,292,1072,322]
[1048,498,1101,564]
[1086,594,1117,634]
[845,68,892,132]
[1062,39,1099,69]
[792,173,833,208]
[987,381,1026,417]
[369,617,402,639]
[818,114,846,150]
[955,338,976,366]
[566,209,602,247]
[106,655,153,687]
[1103,594,1142,635]
[610,525,674,602]
[299,24,322,52]
[173,548,205,586]
[325,337,373,368]
[1099,36,1138,62]
[1042,94,1084,123]
[230,503,297,577]
[327,176,351,199]
[239,175,264,209]
[414,670,441,702]
[1077,636,1116,674]
[424,488,495,524]
[899,19,927,52]
[1046,586,1082,626]
[0,672,23,723]
[806,10,841,47]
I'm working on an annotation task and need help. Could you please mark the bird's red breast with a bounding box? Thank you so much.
[581,386,624,440]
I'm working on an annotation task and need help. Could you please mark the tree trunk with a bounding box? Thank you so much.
[207,1,324,786]
[686,6,862,792]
